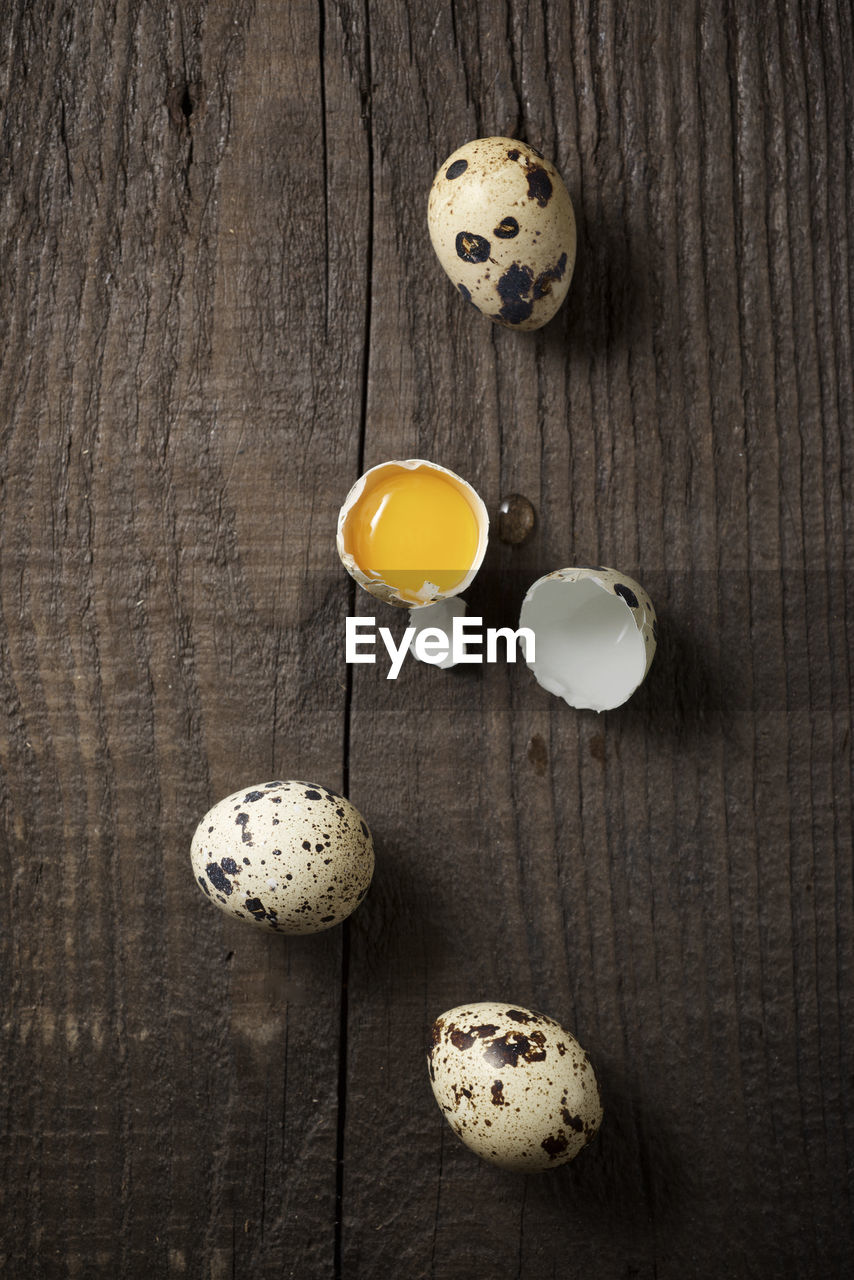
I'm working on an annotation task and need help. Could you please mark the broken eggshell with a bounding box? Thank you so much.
[336,459,489,609]
[407,596,467,669]
[520,567,657,711]
[428,1001,603,1172]
[427,137,576,330]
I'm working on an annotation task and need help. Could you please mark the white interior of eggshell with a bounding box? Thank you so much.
[407,596,467,668]
[520,576,648,711]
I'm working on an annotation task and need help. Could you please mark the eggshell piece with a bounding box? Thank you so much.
[428,1002,602,1171]
[520,567,657,711]
[190,781,374,934]
[336,459,489,609]
[407,596,467,669]
[428,137,576,330]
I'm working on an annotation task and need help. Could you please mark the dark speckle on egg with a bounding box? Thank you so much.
[532,252,568,299]
[456,231,491,263]
[493,216,519,239]
[526,165,553,206]
[497,263,534,325]
[206,863,232,895]
[541,1132,569,1158]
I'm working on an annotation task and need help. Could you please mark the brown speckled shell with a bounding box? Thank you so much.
[190,781,374,934]
[520,565,657,710]
[428,137,576,331]
[428,1001,603,1172]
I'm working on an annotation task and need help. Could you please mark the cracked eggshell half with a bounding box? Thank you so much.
[336,459,488,609]
[428,137,576,330]
[520,567,657,711]
[191,781,374,934]
[428,1002,603,1172]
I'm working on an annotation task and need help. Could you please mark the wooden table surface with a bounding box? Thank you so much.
[1,1,852,1276]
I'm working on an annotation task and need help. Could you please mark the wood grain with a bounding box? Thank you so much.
[0,1,851,1277]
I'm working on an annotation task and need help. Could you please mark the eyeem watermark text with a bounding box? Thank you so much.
[346,616,535,679]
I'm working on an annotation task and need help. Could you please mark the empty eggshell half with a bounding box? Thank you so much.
[520,567,657,711]
[336,459,489,609]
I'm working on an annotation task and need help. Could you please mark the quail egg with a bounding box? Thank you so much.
[191,781,374,934]
[428,137,576,330]
[428,1001,603,1171]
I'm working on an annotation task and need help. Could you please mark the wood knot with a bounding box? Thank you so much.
[166,82,201,128]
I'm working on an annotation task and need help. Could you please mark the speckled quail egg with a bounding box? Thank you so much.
[520,567,657,711]
[428,137,576,330]
[190,781,374,934]
[428,1002,603,1172]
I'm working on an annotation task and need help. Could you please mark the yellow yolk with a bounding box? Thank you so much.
[348,468,480,601]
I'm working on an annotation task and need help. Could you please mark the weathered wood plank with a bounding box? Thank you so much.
[340,1,853,1277]
[0,0,370,1274]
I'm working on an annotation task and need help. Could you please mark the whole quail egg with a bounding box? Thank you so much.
[190,781,374,934]
[427,137,576,330]
[428,1001,602,1172]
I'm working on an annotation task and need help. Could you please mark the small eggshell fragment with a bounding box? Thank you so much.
[428,137,576,330]
[407,596,467,669]
[428,1002,602,1171]
[520,567,657,711]
[190,781,374,934]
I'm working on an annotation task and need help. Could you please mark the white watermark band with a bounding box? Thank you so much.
[345,615,535,679]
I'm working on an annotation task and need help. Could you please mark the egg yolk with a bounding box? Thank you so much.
[348,468,480,602]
